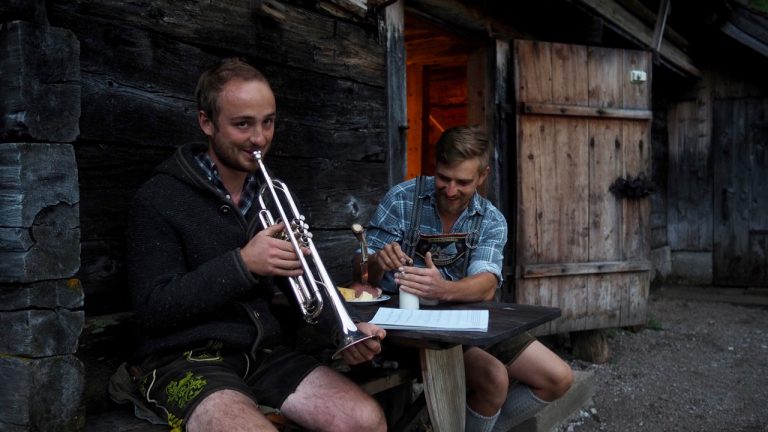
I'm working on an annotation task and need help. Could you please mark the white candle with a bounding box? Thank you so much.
[399,288,419,310]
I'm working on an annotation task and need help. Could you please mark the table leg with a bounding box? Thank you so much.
[419,345,465,432]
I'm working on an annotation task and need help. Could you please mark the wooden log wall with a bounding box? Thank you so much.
[45,0,391,313]
[663,37,768,288]
[0,18,85,432]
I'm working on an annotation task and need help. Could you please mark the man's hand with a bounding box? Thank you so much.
[339,322,387,365]
[372,241,413,272]
[240,222,309,277]
[395,251,445,301]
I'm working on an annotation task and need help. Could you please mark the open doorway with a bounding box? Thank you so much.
[404,11,486,179]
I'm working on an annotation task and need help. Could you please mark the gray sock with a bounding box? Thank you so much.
[465,403,500,432]
[491,385,548,432]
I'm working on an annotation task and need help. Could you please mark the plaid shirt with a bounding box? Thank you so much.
[195,152,258,216]
[365,176,507,292]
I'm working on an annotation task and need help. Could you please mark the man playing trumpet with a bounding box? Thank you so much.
[120,58,386,432]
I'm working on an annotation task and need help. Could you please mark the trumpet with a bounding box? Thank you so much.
[252,150,375,359]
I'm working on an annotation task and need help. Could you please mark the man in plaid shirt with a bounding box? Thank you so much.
[355,126,574,432]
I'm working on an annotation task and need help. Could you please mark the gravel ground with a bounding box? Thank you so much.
[557,290,768,432]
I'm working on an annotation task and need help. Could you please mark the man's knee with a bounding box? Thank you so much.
[542,361,574,401]
[466,349,510,407]
[355,395,387,432]
[188,389,277,432]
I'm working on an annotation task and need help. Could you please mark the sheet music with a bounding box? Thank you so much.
[370,307,488,332]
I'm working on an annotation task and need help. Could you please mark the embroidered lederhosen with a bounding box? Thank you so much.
[403,176,484,281]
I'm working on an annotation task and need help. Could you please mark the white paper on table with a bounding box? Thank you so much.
[369,307,488,332]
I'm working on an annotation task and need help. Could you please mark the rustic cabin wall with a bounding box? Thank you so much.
[46,0,391,315]
[665,72,715,285]
[0,15,85,432]
[663,39,768,288]
[711,64,768,287]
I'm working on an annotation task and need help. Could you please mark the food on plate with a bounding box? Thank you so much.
[338,282,383,302]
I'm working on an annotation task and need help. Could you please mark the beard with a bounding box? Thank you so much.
[210,138,259,174]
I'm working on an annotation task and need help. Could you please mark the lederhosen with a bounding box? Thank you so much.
[404,177,536,361]
[402,176,484,280]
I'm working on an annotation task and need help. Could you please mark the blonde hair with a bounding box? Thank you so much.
[435,126,490,171]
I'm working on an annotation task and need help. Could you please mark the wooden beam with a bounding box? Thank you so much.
[406,0,524,40]
[651,0,670,52]
[521,260,651,278]
[386,1,407,186]
[572,0,701,77]
[721,21,768,58]
[520,102,652,120]
[615,0,688,49]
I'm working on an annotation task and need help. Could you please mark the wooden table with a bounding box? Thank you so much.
[350,298,561,432]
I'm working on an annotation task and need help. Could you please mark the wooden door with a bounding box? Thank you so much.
[713,98,768,287]
[514,40,652,334]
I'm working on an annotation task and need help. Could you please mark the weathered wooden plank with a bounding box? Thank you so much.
[747,99,768,233]
[267,71,387,161]
[587,120,623,261]
[387,1,407,186]
[517,116,551,262]
[713,99,751,286]
[622,49,651,109]
[57,16,387,157]
[521,260,651,278]
[0,143,80,283]
[551,43,589,105]
[77,65,387,159]
[515,40,552,103]
[620,50,651,266]
[534,113,559,263]
[587,46,622,262]
[747,102,768,288]
[625,271,648,326]
[265,156,389,229]
[550,43,589,263]
[521,102,652,120]
[620,121,651,261]
[586,273,622,330]
[0,355,84,432]
[667,100,713,250]
[48,0,386,87]
[516,279,554,335]
[516,41,553,265]
[490,40,510,213]
[0,21,80,142]
[0,279,84,310]
[550,276,589,334]
[0,309,84,356]
[587,46,621,108]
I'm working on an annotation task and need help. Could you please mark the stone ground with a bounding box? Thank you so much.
[555,287,768,432]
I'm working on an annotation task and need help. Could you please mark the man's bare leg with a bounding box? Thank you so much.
[506,341,573,401]
[281,365,386,432]
[187,389,277,432]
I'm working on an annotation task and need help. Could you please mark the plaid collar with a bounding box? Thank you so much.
[195,152,258,216]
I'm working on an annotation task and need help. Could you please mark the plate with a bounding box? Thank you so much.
[347,294,391,306]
